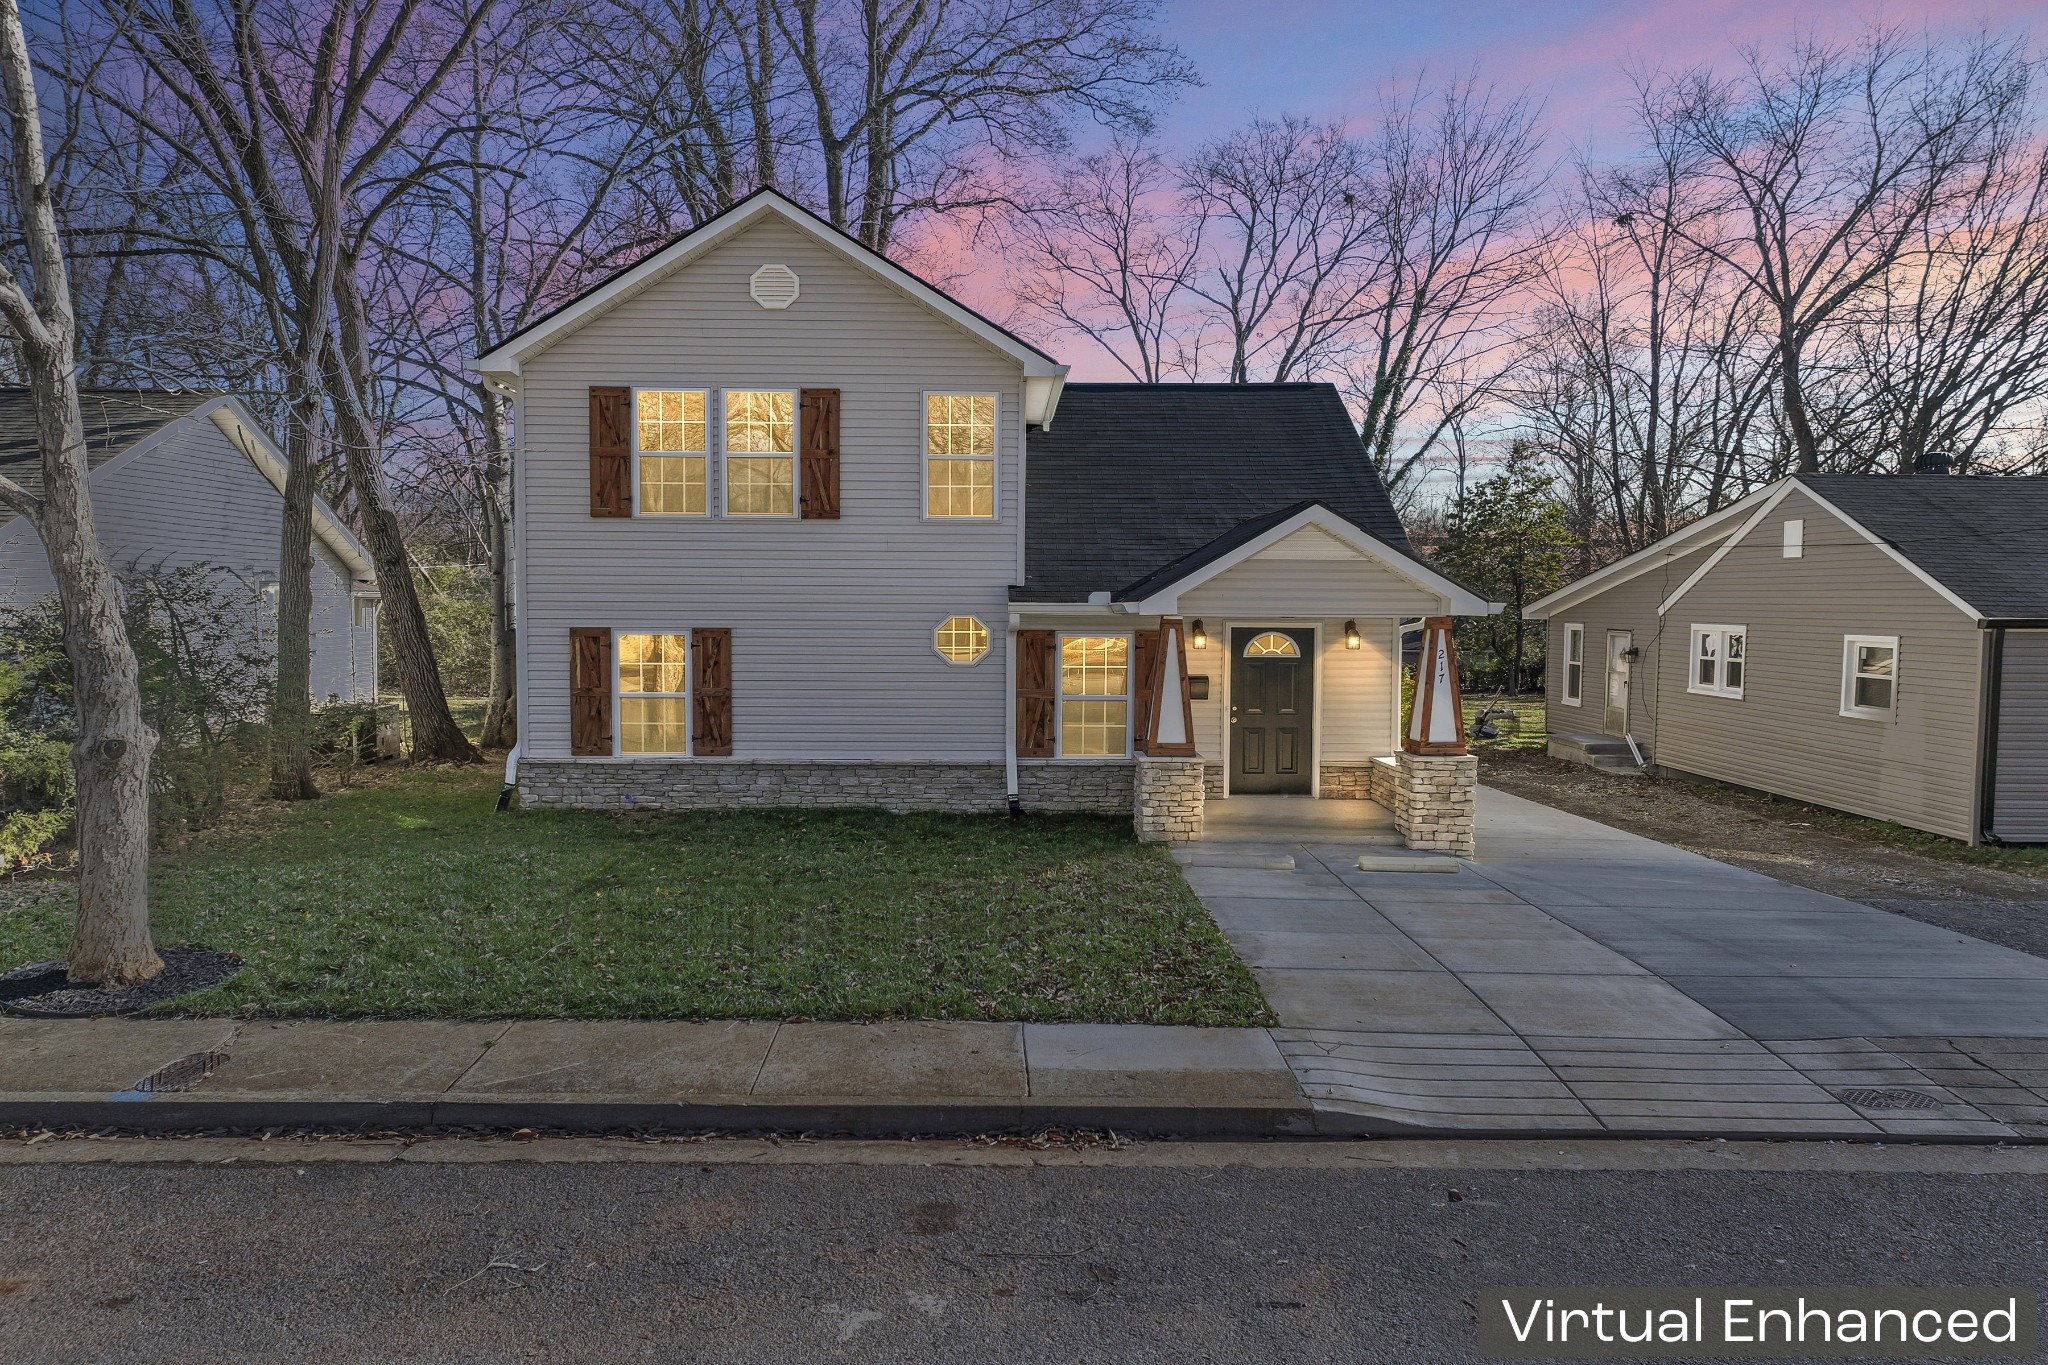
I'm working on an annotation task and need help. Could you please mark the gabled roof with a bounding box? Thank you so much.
[0,388,374,583]
[0,388,214,499]
[1792,473,2048,621]
[471,188,1069,419]
[1524,487,1770,619]
[1530,472,2048,624]
[1016,382,1424,603]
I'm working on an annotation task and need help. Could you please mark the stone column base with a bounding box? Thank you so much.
[1133,756,1206,843]
[1392,751,1477,858]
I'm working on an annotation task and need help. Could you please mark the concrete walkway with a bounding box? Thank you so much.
[1178,787,2048,1138]
[0,1017,1311,1137]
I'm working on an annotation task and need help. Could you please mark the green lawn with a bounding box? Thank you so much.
[0,769,1271,1025]
[1463,695,1549,753]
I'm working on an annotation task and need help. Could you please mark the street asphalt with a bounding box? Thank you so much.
[0,1137,2041,1363]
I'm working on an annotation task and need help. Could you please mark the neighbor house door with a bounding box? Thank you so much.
[1231,627,1314,795]
[1604,630,1632,734]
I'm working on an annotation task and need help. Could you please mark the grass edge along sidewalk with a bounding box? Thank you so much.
[0,769,1272,1027]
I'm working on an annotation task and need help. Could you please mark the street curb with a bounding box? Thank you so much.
[0,1093,1320,1139]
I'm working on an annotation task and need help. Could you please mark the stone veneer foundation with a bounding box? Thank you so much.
[1317,762,1379,800]
[517,758,1136,815]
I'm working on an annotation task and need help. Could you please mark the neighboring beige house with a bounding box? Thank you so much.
[1527,473,2048,845]
[0,389,379,703]
[473,190,1490,833]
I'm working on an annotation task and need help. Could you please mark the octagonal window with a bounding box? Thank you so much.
[935,615,990,665]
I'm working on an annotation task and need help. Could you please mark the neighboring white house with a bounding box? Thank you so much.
[0,389,379,703]
[474,189,1490,826]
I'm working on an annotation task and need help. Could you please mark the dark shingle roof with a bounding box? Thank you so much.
[1019,383,1413,601]
[0,388,215,501]
[1795,473,2048,620]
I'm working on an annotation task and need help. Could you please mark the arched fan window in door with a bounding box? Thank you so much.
[1243,632,1301,658]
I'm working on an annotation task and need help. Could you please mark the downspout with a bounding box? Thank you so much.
[1976,624,2005,846]
[1004,617,1021,816]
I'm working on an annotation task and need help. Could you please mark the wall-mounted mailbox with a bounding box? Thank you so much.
[1189,675,1210,700]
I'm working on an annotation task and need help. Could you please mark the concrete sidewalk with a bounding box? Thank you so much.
[1179,786,2048,1139]
[0,1017,1314,1137]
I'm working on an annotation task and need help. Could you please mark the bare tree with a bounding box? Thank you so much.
[1349,74,1549,491]
[1648,29,2029,472]
[1181,116,1382,383]
[0,0,160,984]
[1009,136,1203,380]
[93,0,489,778]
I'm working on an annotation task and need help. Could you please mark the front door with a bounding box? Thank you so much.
[1231,627,1314,794]
[1604,630,1632,734]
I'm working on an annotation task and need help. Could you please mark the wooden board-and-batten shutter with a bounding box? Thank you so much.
[1016,630,1056,758]
[692,628,733,756]
[799,388,840,519]
[570,627,613,755]
[1132,630,1160,753]
[589,386,632,517]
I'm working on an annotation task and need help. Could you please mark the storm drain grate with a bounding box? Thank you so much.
[130,1050,229,1095]
[1832,1086,1944,1112]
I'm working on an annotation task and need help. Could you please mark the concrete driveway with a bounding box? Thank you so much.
[1178,789,2048,1137]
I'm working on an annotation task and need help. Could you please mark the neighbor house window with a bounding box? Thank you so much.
[934,615,990,664]
[1689,625,1746,698]
[1058,634,1129,757]
[352,594,380,630]
[617,631,690,753]
[724,390,795,516]
[636,388,707,514]
[925,394,996,518]
[1841,636,1899,720]
[1562,624,1584,705]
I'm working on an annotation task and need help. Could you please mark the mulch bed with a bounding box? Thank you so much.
[0,948,241,1019]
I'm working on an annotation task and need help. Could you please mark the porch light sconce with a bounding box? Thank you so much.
[1624,646,1642,662]
[1343,620,1362,650]
[1190,620,1207,649]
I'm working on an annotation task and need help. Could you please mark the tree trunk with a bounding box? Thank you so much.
[327,274,476,763]
[1779,324,1822,473]
[479,387,516,749]
[0,0,159,984]
[269,382,322,800]
[31,360,164,986]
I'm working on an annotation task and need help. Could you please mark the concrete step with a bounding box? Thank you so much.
[1549,731,1647,774]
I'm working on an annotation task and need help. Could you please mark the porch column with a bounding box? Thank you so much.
[1396,615,1478,858]
[1141,616,1197,756]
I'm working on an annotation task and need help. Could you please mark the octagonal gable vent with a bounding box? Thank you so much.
[749,263,800,310]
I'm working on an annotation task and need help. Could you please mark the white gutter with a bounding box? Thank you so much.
[1004,622,1020,813]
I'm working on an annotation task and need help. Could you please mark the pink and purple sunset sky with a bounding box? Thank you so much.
[1156,0,2041,152]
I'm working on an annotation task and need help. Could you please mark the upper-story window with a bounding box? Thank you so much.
[725,390,796,516]
[636,389,707,515]
[926,393,996,519]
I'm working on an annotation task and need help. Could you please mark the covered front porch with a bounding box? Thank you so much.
[1009,505,1492,853]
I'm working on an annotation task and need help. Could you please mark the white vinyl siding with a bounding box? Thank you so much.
[0,413,373,703]
[513,215,1025,761]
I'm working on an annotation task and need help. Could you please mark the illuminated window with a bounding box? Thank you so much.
[1243,632,1300,658]
[618,632,690,753]
[1842,636,1898,719]
[934,616,990,665]
[725,390,795,516]
[1059,635,1128,757]
[926,394,996,518]
[635,389,706,515]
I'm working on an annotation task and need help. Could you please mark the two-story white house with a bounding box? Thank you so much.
[475,190,1488,834]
